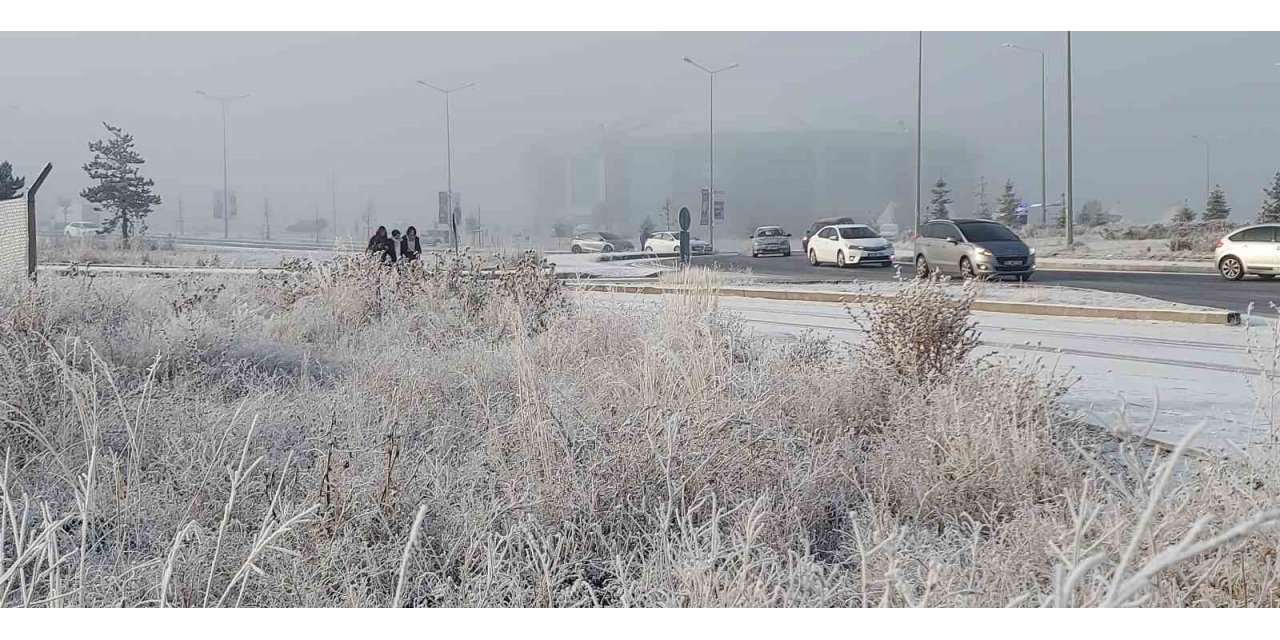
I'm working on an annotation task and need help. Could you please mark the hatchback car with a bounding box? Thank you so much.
[806,224,894,267]
[1215,224,1280,281]
[748,226,792,257]
[913,219,1035,280]
[643,231,711,255]
[570,231,634,253]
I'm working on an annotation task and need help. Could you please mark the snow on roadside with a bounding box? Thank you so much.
[546,253,673,278]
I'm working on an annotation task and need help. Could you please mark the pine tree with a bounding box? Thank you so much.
[1172,200,1196,224]
[1203,184,1231,222]
[1258,171,1280,223]
[928,177,952,220]
[0,161,24,199]
[640,215,655,237]
[1079,199,1107,227]
[996,180,1019,226]
[79,123,161,240]
[973,177,992,220]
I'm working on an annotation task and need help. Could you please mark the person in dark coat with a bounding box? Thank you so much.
[401,226,422,261]
[386,229,402,264]
[367,226,389,258]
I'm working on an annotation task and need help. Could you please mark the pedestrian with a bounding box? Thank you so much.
[386,229,402,264]
[367,226,389,260]
[401,225,422,262]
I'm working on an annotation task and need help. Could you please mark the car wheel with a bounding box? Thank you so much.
[1260,274,1277,281]
[602,244,613,253]
[809,249,820,266]
[783,250,792,257]
[879,261,893,268]
[571,244,583,254]
[1219,255,1244,281]
[836,251,847,268]
[960,257,980,279]
[915,255,930,278]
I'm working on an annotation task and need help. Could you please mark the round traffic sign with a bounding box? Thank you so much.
[678,207,691,231]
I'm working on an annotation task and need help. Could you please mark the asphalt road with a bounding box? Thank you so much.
[690,252,1280,316]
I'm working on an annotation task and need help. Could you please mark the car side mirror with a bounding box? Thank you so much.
[946,237,959,244]
[785,233,792,237]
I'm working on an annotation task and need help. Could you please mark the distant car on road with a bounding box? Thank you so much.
[1214,223,1280,281]
[570,231,634,253]
[643,231,711,255]
[878,223,900,241]
[748,226,792,257]
[806,224,894,268]
[64,221,102,237]
[801,217,856,253]
[913,218,1035,280]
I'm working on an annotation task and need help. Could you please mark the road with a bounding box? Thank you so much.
[691,252,1280,316]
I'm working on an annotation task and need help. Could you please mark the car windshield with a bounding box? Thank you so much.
[957,222,1020,242]
[756,228,784,237]
[838,227,878,239]
[600,233,626,241]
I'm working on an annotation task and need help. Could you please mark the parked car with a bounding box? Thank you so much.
[748,226,792,257]
[1214,223,1280,281]
[570,231,634,253]
[64,221,102,237]
[806,224,894,267]
[913,218,1035,280]
[801,217,856,253]
[643,231,711,255]
[878,223,900,241]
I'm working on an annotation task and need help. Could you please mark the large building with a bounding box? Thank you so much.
[523,127,979,239]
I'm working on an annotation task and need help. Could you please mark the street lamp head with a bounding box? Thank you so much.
[682,56,693,63]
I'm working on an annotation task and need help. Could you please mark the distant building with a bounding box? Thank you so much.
[524,128,979,235]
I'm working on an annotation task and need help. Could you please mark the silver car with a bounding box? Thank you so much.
[1215,224,1280,281]
[749,226,792,257]
[570,231,634,253]
[913,218,1035,280]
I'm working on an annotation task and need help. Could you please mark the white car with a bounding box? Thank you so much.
[1215,223,1280,281]
[806,224,895,268]
[64,221,102,237]
[644,231,711,255]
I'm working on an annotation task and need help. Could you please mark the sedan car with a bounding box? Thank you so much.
[801,216,856,253]
[806,224,894,267]
[64,221,102,237]
[643,231,711,255]
[748,226,792,257]
[1214,223,1280,281]
[913,218,1035,280]
[570,231,635,253]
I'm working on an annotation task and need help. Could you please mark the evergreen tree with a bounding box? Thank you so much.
[1079,199,1107,227]
[0,161,24,199]
[927,177,952,220]
[1203,184,1231,222]
[79,123,161,240]
[973,177,992,220]
[1172,200,1196,224]
[996,180,1019,226]
[640,215,655,237]
[1258,171,1280,223]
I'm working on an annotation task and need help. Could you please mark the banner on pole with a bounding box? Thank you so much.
[700,189,710,226]
[438,192,449,225]
[713,190,725,221]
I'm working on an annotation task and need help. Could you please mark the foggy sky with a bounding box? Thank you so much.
[4,31,1279,234]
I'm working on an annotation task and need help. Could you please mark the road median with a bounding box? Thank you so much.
[574,282,1241,326]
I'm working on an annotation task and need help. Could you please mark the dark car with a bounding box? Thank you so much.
[913,218,1035,280]
[801,217,856,253]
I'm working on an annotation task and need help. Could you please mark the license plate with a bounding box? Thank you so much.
[1005,260,1023,266]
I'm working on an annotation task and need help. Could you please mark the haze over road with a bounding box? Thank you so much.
[691,253,1280,315]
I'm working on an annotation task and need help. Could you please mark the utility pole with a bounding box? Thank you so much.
[195,91,249,239]
[683,56,739,252]
[915,31,924,237]
[330,170,337,244]
[417,80,475,255]
[1065,32,1075,247]
[263,196,271,241]
[313,204,320,244]
[178,195,185,236]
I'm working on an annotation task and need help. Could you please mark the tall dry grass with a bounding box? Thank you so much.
[1,258,1279,607]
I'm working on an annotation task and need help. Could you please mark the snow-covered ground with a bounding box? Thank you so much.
[583,290,1279,454]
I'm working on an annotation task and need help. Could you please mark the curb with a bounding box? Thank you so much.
[573,282,1241,326]
[892,256,1215,275]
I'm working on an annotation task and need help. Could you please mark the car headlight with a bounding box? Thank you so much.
[975,248,994,258]
[1029,247,1036,256]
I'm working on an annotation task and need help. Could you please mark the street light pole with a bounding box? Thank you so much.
[1003,43,1048,227]
[417,80,475,255]
[683,56,739,252]
[1065,32,1075,247]
[1191,135,1211,205]
[915,32,923,235]
[196,91,249,239]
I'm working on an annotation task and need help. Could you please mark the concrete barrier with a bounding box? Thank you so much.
[573,282,1240,326]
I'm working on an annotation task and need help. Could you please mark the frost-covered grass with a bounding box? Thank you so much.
[2,258,1280,607]
[39,235,247,268]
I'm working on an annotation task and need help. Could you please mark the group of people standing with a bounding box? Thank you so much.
[366,225,423,264]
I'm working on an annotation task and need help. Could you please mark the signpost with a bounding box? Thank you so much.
[678,206,692,265]
[700,189,710,226]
